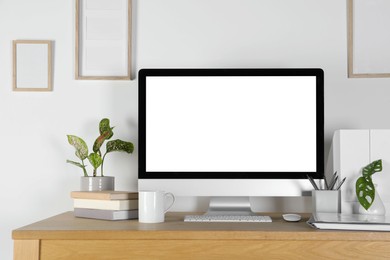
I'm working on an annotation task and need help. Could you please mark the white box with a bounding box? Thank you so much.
[329,129,390,215]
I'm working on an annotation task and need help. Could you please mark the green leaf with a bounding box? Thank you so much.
[88,153,102,170]
[67,135,88,160]
[106,139,134,154]
[93,130,114,153]
[66,160,88,177]
[99,118,114,138]
[356,176,375,210]
[362,159,382,178]
[356,159,383,210]
[66,159,84,168]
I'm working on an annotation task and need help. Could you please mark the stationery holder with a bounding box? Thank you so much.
[312,190,341,213]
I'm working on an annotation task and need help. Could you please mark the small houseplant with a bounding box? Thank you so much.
[67,118,134,191]
[356,159,386,215]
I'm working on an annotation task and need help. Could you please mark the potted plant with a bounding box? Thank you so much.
[356,159,386,215]
[67,118,134,191]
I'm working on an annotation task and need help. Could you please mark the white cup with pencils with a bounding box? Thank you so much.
[308,172,345,213]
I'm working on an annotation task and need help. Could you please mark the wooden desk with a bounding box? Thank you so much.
[13,212,390,260]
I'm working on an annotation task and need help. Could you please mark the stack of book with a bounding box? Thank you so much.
[71,191,138,220]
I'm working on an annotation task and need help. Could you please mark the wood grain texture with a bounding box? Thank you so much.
[13,240,40,260]
[40,240,390,260]
[12,212,390,241]
[13,212,390,260]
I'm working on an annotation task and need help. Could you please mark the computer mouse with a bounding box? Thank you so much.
[282,214,301,222]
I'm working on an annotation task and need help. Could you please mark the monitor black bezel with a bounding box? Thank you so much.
[138,68,324,179]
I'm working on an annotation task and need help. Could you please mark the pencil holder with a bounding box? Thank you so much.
[312,190,341,213]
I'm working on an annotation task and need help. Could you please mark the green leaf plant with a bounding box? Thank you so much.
[67,118,134,177]
[355,159,382,210]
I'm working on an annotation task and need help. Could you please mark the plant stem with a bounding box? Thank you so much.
[101,152,108,177]
[81,160,88,177]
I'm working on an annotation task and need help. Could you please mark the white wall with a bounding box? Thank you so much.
[1,0,390,259]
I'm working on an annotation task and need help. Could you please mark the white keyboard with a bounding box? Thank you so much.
[184,215,272,223]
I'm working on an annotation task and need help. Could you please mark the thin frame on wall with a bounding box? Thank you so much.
[13,40,53,92]
[348,0,390,78]
[75,0,132,80]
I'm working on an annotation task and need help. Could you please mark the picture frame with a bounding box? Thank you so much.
[75,0,132,80]
[13,40,53,92]
[348,0,390,78]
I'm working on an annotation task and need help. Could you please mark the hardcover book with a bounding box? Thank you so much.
[71,191,138,200]
[74,208,138,220]
[73,198,138,210]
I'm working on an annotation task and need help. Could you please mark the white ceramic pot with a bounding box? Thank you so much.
[80,176,115,191]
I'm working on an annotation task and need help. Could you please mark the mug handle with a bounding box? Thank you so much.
[164,192,175,213]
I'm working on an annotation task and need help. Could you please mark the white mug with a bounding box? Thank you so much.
[139,190,175,223]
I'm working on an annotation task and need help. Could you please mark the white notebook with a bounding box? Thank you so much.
[307,213,390,231]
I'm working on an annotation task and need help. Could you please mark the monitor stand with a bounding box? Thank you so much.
[204,196,256,216]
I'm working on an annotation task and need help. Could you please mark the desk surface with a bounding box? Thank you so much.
[13,211,390,241]
[13,212,390,260]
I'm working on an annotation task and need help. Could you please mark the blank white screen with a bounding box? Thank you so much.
[146,76,317,172]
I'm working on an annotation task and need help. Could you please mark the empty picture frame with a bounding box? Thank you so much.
[13,40,52,91]
[75,0,131,80]
[348,0,390,78]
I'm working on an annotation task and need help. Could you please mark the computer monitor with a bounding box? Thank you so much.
[138,68,324,214]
